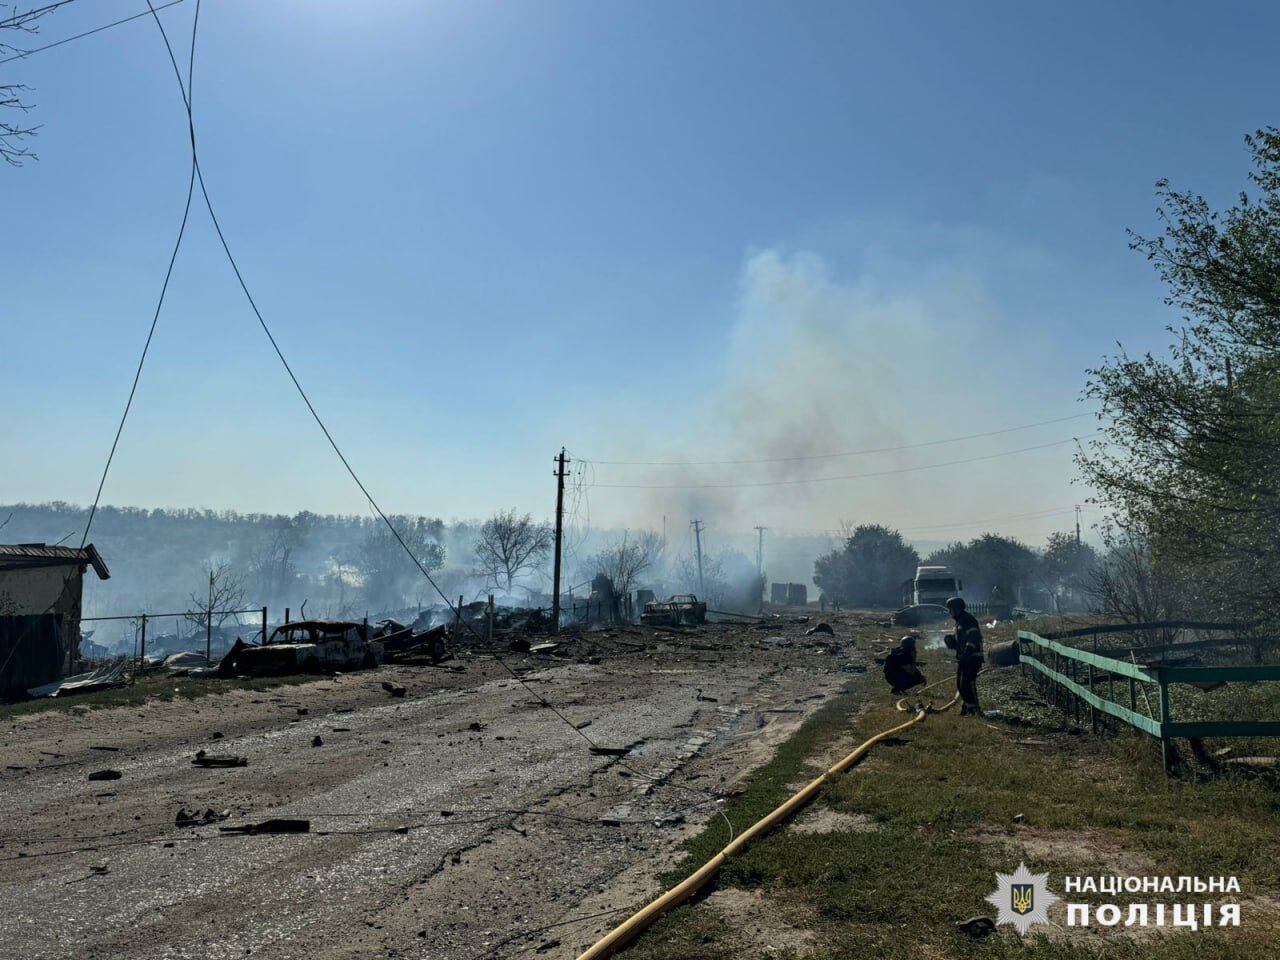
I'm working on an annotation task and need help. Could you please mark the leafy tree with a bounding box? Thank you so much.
[926,534,1038,605]
[1078,128,1280,623]
[1038,532,1100,611]
[814,525,919,607]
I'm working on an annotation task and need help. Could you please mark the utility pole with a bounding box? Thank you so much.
[691,519,705,594]
[551,448,569,636]
[754,525,768,613]
[1075,505,1082,545]
[205,568,213,660]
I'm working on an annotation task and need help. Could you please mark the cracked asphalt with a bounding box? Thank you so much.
[0,623,868,960]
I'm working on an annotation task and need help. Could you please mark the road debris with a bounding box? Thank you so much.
[192,751,247,768]
[176,807,231,828]
[219,818,311,835]
[88,769,122,781]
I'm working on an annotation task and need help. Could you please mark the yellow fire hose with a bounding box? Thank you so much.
[574,685,960,960]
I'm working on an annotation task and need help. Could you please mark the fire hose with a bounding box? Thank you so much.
[573,687,960,960]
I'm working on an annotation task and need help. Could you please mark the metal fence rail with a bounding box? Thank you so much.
[1018,629,1280,771]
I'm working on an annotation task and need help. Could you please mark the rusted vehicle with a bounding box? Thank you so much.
[640,594,707,627]
[219,620,384,676]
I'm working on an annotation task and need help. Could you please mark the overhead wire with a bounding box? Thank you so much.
[0,0,81,28]
[142,0,728,815]
[0,0,185,64]
[0,0,197,688]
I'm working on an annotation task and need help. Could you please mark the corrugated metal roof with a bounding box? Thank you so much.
[0,544,111,580]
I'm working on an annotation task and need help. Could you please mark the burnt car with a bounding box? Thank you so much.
[218,620,384,676]
[640,594,708,627]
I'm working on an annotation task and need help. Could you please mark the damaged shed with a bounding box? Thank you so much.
[0,543,111,698]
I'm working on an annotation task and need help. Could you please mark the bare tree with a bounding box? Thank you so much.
[1,4,52,166]
[246,529,299,606]
[1090,521,1185,646]
[184,562,247,631]
[585,530,663,619]
[473,509,553,593]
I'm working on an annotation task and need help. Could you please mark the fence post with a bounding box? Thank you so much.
[139,614,147,674]
[456,596,463,644]
[262,606,268,645]
[206,609,212,662]
[1158,671,1172,772]
[487,594,494,643]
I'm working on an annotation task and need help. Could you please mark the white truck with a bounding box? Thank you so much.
[903,565,962,607]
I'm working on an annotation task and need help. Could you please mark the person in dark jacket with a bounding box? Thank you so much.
[945,596,984,714]
[883,635,926,694]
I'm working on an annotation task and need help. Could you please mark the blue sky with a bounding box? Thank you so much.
[4,0,1277,544]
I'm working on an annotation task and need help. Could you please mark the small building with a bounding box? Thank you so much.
[0,543,111,697]
[769,582,809,606]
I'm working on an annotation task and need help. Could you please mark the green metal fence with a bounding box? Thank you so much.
[1018,629,1280,771]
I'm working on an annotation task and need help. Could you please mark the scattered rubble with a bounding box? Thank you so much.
[176,807,231,828]
[219,818,311,835]
[192,751,247,768]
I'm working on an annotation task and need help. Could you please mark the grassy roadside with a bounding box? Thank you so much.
[0,671,323,719]
[626,661,1280,960]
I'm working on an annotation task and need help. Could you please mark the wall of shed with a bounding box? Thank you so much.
[0,564,85,687]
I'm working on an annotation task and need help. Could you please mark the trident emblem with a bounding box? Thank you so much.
[1011,883,1034,915]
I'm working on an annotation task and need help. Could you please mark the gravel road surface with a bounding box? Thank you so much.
[0,623,868,960]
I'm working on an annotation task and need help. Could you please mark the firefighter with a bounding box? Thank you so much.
[945,596,984,715]
[883,635,926,694]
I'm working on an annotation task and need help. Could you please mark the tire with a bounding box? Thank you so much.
[302,656,321,674]
[429,636,446,662]
[360,651,377,670]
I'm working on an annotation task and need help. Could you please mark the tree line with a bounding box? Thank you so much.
[813,524,1097,611]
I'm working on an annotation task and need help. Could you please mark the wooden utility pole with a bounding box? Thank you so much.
[754,525,767,611]
[205,569,213,661]
[551,448,569,635]
[691,519,705,594]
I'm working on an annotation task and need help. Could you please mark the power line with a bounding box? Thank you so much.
[142,2,726,812]
[582,412,1094,466]
[0,0,197,688]
[0,0,80,28]
[587,434,1099,490]
[80,3,196,549]
[0,0,184,65]
[894,506,1093,534]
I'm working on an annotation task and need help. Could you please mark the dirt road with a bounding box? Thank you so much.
[0,624,866,959]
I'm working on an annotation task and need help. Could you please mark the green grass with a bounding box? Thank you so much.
[626,665,1280,960]
[0,671,323,719]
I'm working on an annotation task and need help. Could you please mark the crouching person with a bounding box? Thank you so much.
[883,635,926,694]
